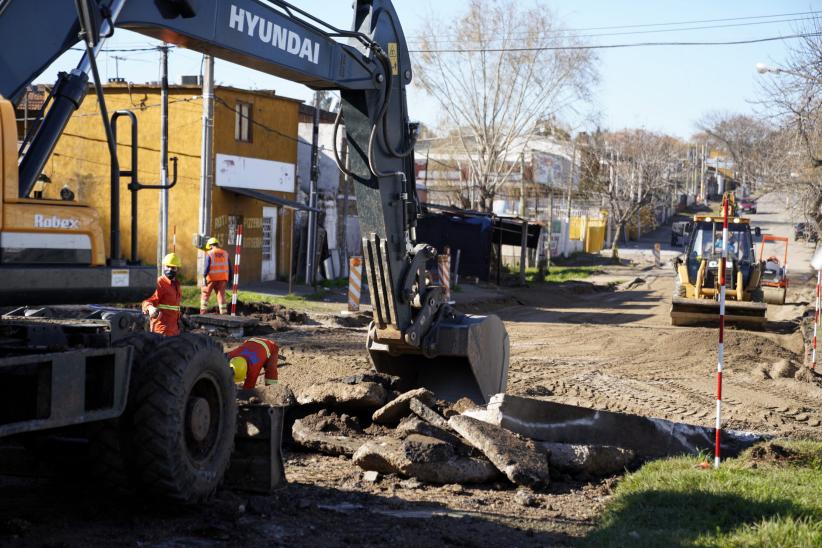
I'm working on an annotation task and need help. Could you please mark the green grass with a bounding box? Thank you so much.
[181,285,332,312]
[522,265,602,284]
[584,441,822,547]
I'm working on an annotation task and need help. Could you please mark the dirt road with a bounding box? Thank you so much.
[2,195,821,547]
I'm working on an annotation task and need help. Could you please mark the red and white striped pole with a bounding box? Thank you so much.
[347,256,363,312]
[813,270,821,370]
[714,196,729,469]
[230,224,244,317]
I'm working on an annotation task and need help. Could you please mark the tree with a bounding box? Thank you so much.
[756,17,822,233]
[413,0,597,212]
[580,129,682,260]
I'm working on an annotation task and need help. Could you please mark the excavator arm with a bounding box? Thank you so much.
[0,0,508,403]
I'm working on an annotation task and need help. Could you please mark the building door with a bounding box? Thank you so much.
[261,207,278,281]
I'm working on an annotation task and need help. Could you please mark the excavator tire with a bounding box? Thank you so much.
[89,332,163,494]
[91,333,236,502]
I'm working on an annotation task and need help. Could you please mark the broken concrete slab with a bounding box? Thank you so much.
[465,394,760,460]
[448,415,550,489]
[540,442,635,477]
[353,435,499,484]
[409,398,451,431]
[295,381,387,413]
[396,417,465,451]
[291,419,364,457]
[372,388,436,425]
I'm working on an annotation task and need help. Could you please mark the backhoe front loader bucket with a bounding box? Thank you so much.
[670,297,767,327]
[367,313,509,404]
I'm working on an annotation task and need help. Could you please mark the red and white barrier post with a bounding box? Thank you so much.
[814,270,821,370]
[714,196,729,469]
[348,256,363,313]
[230,224,244,317]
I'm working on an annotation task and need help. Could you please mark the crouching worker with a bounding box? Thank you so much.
[227,337,279,389]
[142,253,183,336]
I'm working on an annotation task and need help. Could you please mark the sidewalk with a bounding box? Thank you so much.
[609,222,681,264]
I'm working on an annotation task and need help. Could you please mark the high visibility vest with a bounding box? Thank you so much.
[207,248,230,282]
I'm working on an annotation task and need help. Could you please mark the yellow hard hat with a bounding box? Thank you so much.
[162,253,182,268]
[229,356,247,383]
[205,237,220,250]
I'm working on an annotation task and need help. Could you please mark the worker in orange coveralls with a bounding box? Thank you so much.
[201,237,232,315]
[227,337,279,389]
[142,253,183,336]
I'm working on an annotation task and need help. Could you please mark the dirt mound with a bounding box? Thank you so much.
[652,329,799,372]
[771,359,799,379]
[238,302,308,330]
[746,442,809,467]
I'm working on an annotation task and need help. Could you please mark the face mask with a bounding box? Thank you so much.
[164,268,177,280]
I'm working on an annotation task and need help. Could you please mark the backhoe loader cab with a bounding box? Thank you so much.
[671,215,766,326]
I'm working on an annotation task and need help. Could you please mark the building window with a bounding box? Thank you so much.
[235,101,252,142]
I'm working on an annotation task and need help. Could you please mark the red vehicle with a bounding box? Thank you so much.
[739,198,757,214]
[758,235,789,304]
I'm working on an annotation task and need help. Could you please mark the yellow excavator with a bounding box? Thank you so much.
[670,194,766,326]
[0,0,509,502]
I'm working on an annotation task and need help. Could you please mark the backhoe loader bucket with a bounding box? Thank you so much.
[670,297,767,327]
[763,287,787,305]
[367,313,509,404]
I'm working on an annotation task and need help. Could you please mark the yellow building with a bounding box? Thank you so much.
[43,84,303,283]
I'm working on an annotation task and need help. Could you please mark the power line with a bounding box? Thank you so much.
[408,9,822,44]
[409,15,821,46]
[409,32,822,53]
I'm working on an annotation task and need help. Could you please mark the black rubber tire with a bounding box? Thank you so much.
[673,276,687,298]
[128,333,236,502]
[90,333,235,502]
[751,287,765,303]
[89,332,164,493]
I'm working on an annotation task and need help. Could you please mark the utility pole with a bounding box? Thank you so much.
[700,143,706,203]
[112,55,126,80]
[519,152,526,218]
[306,91,321,286]
[157,44,169,273]
[197,55,215,278]
[340,139,351,272]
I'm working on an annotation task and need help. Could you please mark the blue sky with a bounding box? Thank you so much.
[34,1,821,139]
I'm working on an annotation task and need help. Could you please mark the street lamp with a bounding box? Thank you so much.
[756,62,822,84]
[755,62,778,75]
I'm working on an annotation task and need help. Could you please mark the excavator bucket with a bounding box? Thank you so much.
[670,297,767,327]
[367,313,509,404]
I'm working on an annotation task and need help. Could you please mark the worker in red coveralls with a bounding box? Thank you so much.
[201,237,232,315]
[227,337,279,389]
[142,253,183,336]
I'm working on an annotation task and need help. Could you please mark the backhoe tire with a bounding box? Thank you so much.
[673,276,687,298]
[90,333,235,502]
[750,287,765,303]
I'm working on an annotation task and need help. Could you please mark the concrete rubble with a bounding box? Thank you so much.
[352,435,500,484]
[372,388,436,425]
[287,375,749,490]
[291,416,364,457]
[540,442,635,478]
[295,381,387,412]
[410,397,452,431]
[448,415,550,489]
